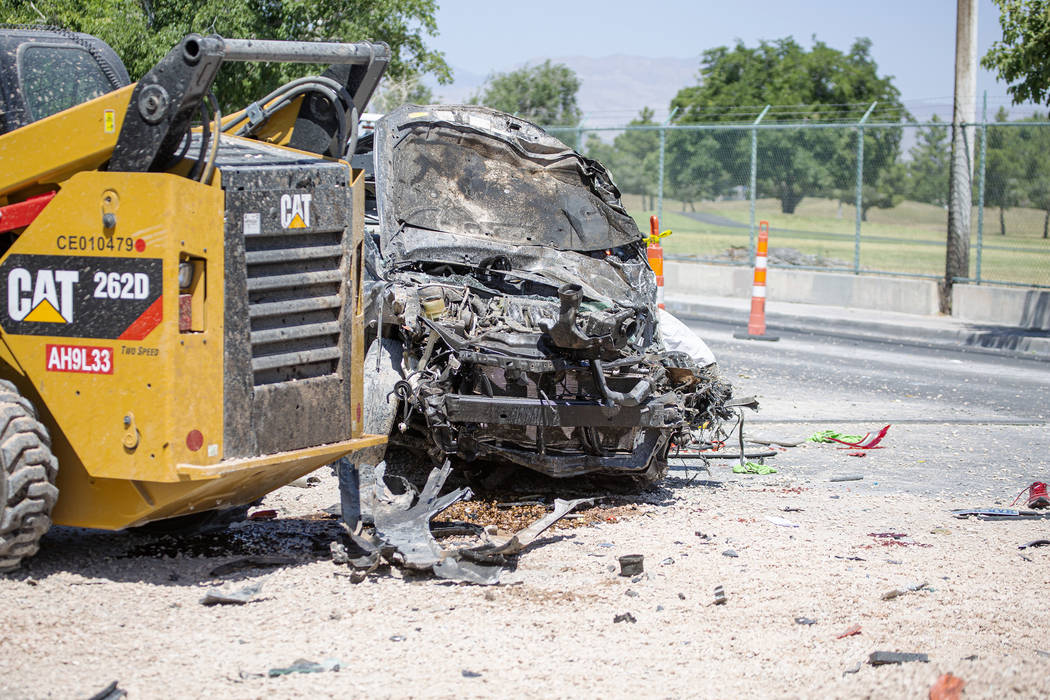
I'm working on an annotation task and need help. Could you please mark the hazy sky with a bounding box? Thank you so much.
[431,0,1021,112]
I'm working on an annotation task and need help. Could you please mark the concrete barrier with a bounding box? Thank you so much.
[952,284,1050,330]
[664,260,941,316]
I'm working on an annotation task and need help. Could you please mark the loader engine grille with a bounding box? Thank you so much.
[245,229,345,386]
[217,142,356,459]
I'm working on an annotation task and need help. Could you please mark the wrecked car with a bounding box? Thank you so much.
[353,104,733,484]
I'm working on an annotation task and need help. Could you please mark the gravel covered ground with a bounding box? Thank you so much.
[3,437,1049,699]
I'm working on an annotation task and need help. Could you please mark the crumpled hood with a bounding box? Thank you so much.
[372,104,644,265]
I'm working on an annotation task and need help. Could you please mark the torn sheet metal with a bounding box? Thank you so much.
[338,462,587,584]
[371,460,471,570]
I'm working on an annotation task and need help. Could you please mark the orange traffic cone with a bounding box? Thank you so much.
[647,215,665,309]
[734,220,779,341]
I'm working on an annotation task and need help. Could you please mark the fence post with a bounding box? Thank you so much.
[656,107,678,227]
[749,105,771,266]
[976,91,987,285]
[854,101,877,275]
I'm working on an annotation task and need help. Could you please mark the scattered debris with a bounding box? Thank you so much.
[794,617,817,625]
[930,528,951,535]
[1019,539,1050,550]
[836,624,862,639]
[868,651,929,665]
[722,549,739,558]
[625,589,639,597]
[808,430,862,444]
[330,541,350,565]
[200,582,263,606]
[834,555,866,561]
[461,670,482,678]
[868,532,929,547]
[618,555,644,577]
[845,452,867,458]
[248,509,278,521]
[842,661,863,675]
[1011,481,1049,509]
[267,658,341,677]
[1036,649,1050,658]
[929,673,966,700]
[340,461,588,585]
[209,556,295,577]
[613,612,637,624]
[881,581,929,600]
[952,508,1050,521]
[86,681,126,700]
[782,506,804,512]
[713,585,727,605]
[678,592,686,600]
[766,515,799,528]
[660,557,674,566]
[733,461,776,475]
[832,425,891,450]
[747,436,804,448]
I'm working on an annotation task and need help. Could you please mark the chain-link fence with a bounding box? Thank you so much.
[545,115,1050,289]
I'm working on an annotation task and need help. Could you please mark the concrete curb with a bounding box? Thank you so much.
[665,297,1050,362]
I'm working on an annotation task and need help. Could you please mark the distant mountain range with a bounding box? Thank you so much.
[428,55,700,127]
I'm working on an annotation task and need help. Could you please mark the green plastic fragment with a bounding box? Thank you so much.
[807,430,863,444]
[733,461,777,475]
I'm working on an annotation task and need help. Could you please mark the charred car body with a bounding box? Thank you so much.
[358,105,732,482]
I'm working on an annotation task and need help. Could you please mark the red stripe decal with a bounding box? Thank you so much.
[118,296,163,340]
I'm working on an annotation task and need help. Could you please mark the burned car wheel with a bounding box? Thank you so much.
[360,105,733,484]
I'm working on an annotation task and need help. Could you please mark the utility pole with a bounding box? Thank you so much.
[943,0,978,313]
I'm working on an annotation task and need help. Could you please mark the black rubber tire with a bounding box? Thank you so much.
[0,380,59,573]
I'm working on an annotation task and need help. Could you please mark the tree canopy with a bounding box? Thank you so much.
[586,108,660,209]
[982,0,1050,105]
[668,37,907,214]
[470,60,582,129]
[0,0,451,110]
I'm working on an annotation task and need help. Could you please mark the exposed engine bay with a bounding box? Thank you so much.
[359,104,733,482]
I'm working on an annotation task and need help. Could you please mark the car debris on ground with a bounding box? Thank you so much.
[867,651,929,665]
[332,461,591,584]
[200,582,263,606]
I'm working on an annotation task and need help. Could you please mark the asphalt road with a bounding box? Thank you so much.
[676,315,1050,500]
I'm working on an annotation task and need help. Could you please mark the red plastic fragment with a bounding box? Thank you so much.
[830,424,891,449]
[836,623,861,639]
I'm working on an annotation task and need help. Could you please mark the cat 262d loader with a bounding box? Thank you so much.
[0,27,388,570]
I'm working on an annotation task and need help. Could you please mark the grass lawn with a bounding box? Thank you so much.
[622,194,1050,286]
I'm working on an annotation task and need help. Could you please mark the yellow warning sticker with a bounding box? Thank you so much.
[104,109,116,134]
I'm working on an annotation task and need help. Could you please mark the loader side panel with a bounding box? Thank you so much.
[218,144,356,457]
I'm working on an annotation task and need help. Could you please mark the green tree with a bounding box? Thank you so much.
[982,0,1050,105]
[471,60,581,131]
[905,115,951,207]
[1015,111,1050,237]
[372,75,434,113]
[670,37,907,214]
[1,0,451,110]
[586,108,661,209]
[985,107,1025,235]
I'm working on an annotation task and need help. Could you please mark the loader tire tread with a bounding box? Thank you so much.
[0,391,58,574]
